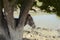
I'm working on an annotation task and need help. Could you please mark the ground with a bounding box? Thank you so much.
[23,27,60,40]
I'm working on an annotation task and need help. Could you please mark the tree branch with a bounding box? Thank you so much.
[0,1,10,39]
[3,0,15,29]
[16,0,35,29]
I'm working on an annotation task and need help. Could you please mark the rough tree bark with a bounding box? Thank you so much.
[2,0,35,40]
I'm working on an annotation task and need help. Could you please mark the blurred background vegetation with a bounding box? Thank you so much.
[14,0,60,17]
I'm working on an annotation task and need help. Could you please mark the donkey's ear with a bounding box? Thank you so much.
[28,14,32,19]
[27,14,31,16]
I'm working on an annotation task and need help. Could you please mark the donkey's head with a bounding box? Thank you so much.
[25,14,36,28]
[15,14,36,28]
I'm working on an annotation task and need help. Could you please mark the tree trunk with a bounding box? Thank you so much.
[3,0,35,40]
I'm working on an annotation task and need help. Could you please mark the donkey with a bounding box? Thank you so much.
[15,14,36,28]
